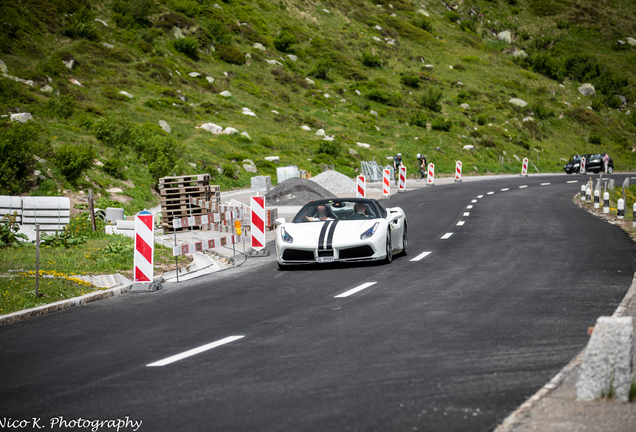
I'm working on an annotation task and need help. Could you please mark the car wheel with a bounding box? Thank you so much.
[383,228,393,264]
[608,166,614,174]
[402,223,408,255]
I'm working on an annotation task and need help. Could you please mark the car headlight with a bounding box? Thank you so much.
[360,222,379,240]
[281,227,293,243]
[574,163,579,167]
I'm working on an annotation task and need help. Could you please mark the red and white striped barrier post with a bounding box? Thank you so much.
[455,160,462,182]
[580,157,586,174]
[398,166,406,192]
[356,175,366,198]
[382,169,390,198]
[251,196,266,251]
[521,157,528,177]
[427,163,435,186]
[134,210,154,282]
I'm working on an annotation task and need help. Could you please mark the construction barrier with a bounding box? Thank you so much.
[398,166,406,191]
[580,157,586,173]
[134,211,154,283]
[251,196,266,251]
[521,158,528,177]
[172,210,242,229]
[594,189,600,209]
[382,169,390,198]
[427,163,435,186]
[455,161,462,182]
[356,175,366,198]
[173,235,241,256]
[617,199,625,219]
[603,192,610,214]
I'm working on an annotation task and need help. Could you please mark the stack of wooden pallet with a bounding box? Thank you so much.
[159,174,221,233]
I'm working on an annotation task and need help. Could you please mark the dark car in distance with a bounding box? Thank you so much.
[564,154,613,174]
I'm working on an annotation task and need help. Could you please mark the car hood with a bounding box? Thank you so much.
[284,219,381,247]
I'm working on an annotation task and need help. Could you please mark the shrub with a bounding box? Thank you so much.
[367,89,402,106]
[0,212,27,248]
[62,7,98,41]
[605,94,622,109]
[0,123,39,194]
[563,54,600,82]
[45,93,76,119]
[421,87,443,112]
[318,141,342,157]
[431,117,452,131]
[400,74,420,88]
[459,20,477,34]
[589,133,602,145]
[362,52,383,68]
[54,143,96,182]
[173,36,199,60]
[103,158,127,179]
[274,30,296,52]
[207,20,233,45]
[531,53,562,81]
[112,0,152,29]
[595,71,628,96]
[255,159,276,171]
[531,100,554,120]
[410,111,427,128]
[591,97,604,112]
[444,11,461,23]
[311,60,332,80]
[168,0,201,17]
[477,114,488,126]
[222,163,239,179]
[411,17,433,33]
[216,44,246,65]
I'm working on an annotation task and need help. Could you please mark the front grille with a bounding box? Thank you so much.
[318,249,334,257]
[338,245,375,259]
[282,249,314,261]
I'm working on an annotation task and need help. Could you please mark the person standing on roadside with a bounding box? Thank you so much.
[603,152,610,174]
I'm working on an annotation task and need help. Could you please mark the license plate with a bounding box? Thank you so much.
[316,257,335,263]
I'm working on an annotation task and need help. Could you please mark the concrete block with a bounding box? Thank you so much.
[251,175,272,193]
[576,316,634,401]
[105,207,125,224]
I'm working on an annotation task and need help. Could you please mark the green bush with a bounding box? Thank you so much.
[0,123,39,194]
[168,0,201,17]
[317,141,342,158]
[62,7,98,41]
[591,97,604,112]
[216,44,246,65]
[431,117,452,131]
[311,60,332,80]
[0,212,27,248]
[362,53,383,68]
[594,71,628,96]
[531,53,562,81]
[44,94,76,119]
[459,20,478,34]
[410,111,427,128]
[367,89,402,106]
[207,20,233,45]
[477,114,488,126]
[589,133,602,145]
[54,143,96,183]
[531,100,554,120]
[273,30,296,52]
[112,0,152,29]
[421,87,443,112]
[173,36,199,60]
[605,94,622,109]
[411,17,433,33]
[444,11,461,23]
[400,74,420,88]
[103,158,127,179]
[222,163,239,179]
[563,54,600,82]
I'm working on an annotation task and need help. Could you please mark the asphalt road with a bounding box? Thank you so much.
[1,174,635,432]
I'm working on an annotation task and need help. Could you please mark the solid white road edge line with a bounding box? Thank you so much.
[541,182,551,186]
[567,180,578,183]
[457,221,465,226]
[441,233,453,239]
[411,251,432,262]
[335,282,377,298]
[147,336,245,367]
[519,185,528,188]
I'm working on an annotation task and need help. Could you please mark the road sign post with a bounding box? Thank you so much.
[251,196,266,251]
[427,163,435,186]
[356,175,366,198]
[134,210,154,283]
[455,161,462,182]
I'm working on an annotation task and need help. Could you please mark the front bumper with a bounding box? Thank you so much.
[277,242,382,265]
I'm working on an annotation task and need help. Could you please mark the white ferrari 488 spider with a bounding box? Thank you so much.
[275,198,407,269]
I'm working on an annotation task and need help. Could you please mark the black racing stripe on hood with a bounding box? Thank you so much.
[326,220,338,250]
[318,220,331,250]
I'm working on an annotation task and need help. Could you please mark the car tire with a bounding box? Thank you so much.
[383,228,393,264]
[402,223,408,255]
[608,166,614,174]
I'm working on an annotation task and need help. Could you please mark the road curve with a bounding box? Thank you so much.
[1,174,634,432]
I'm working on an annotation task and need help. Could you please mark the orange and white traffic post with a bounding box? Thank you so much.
[250,196,265,251]
[382,169,391,198]
[521,157,528,177]
[427,163,435,186]
[398,166,407,192]
[455,160,462,182]
[134,210,154,283]
[356,175,366,198]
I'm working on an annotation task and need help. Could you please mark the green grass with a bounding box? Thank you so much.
[0,0,635,213]
[0,273,97,315]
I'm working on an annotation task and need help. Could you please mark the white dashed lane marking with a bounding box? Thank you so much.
[567,180,578,183]
[501,188,509,191]
[541,183,551,186]
[411,251,432,262]
[471,199,477,203]
[441,233,453,239]
[467,205,473,209]
[457,221,465,226]
[477,195,483,198]
[335,282,377,298]
[487,192,495,195]
[147,336,245,367]
[519,185,528,188]
[463,212,470,217]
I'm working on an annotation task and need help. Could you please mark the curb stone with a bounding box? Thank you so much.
[494,195,636,432]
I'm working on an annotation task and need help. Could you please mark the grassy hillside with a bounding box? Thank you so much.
[1,0,636,212]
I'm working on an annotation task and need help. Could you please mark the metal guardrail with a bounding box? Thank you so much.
[361,161,393,182]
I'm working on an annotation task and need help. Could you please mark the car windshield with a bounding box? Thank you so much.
[293,200,380,222]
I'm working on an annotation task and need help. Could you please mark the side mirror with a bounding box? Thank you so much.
[274,218,286,226]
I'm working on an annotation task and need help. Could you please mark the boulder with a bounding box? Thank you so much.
[323,135,335,141]
[355,90,361,96]
[513,154,520,161]
[223,127,239,135]
[627,37,636,46]
[387,39,395,45]
[523,117,534,122]
[315,129,326,137]
[159,120,171,133]
[417,10,430,17]
[63,59,76,70]
[242,107,256,117]
[512,50,528,59]
[356,142,371,148]
[69,78,83,86]
[349,148,358,155]
[253,43,266,51]
[107,187,123,194]
[322,9,330,14]
[241,131,251,140]
[460,103,470,109]
[374,25,383,31]
[370,110,378,116]
[305,78,315,85]
[578,83,596,96]
[40,85,53,93]
[243,163,257,173]
[266,59,283,66]
[271,110,280,114]
[509,98,527,107]
[219,90,232,97]
[102,43,114,49]
[264,156,280,163]
[576,316,634,401]
[119,91,134,99]
[286,54,297,62]
[10,113,33,123]
[424,64,435,69]
[301,125,311,131]
[172,27,184,39]
[463,145,475,152]
[0,59,6,74]
[324,93,330,98]
[372,36,382,42]
[188,72,201,78]
[199,123,223,134]
[497,31,512,44]
[618,40,626,45]
[206,76,215,84]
